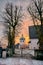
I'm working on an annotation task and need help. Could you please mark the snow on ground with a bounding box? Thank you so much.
[0,58,43,65]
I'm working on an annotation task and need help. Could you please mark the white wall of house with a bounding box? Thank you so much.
[29,39,39,49]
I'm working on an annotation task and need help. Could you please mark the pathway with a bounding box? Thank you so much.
[0,58,43,65]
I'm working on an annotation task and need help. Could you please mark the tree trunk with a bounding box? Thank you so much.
[12,27,15,54]
[39,18,43,50]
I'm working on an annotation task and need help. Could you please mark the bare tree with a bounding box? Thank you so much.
[3,3,23,54]
[27,0,43,50]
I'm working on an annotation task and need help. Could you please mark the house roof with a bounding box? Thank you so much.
[29,25,40,39]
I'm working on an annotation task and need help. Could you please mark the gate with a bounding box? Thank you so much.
[15,49,34,57]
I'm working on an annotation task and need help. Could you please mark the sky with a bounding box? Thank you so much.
[0,0,34,46]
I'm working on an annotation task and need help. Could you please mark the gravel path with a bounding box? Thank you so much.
[0,58,43,65]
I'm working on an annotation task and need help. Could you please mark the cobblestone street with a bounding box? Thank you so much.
[0,58,43,65]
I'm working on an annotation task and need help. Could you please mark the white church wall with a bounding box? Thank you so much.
[29,39,39,49]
